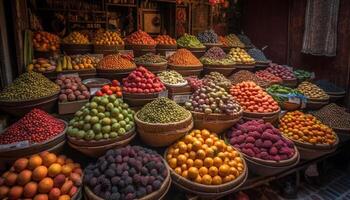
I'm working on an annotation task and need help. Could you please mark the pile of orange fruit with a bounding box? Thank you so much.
[33,32,60,52]
[279,111,337,145]
[0,152,82,200]
[94,31,124,46]
[124,30,157,46]
[166,129,245,185]
[155,35,177,45]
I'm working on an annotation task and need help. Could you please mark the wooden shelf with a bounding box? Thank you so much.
[69,20,106,24]
[105,3,137,7]
[37,8,105,14]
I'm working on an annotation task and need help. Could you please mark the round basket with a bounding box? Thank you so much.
[328,94,345,102]
[203,64,236,77]
[68,129,136,158]
[191,110,243,134]
[243,108,281,123]
[305,98,329,110]
[135,61,167,73]
[234,64,255,70]
[43,68,96,81]
[96,67,136,81]
[123,91,164,107]
[281,101,301,111]
[0,91,60,117]
[168,64,203,77]
[93,44,125,55]
[163,148,248,195]
[282,79,298,88]
[82,78,111,89]
[84,159,171,200]
[135,112,193,147]
[125,44,157,57]
[0,120,67,163]
[156,44,177,50]
[61,44,93,55]
[203,43,223,49]
[334,127,350,142]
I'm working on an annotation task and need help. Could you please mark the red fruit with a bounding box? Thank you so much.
[111,80,120,86]
[101,85,110,93]
[106,90,113,95]
[110,87,117,92]
[95,91,103,96]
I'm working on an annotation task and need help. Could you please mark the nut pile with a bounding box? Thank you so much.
[227,48,255,65]
[137,97,190,124]
[84,146,168,199]
[280,111,337,145]
[97,54,136,70]
[311,103,350,130]
[155,35,177,45]
[230,81,279,113]
[67,95,135,140]
[227,120,295,161]
[200,47,234,65]
[255,70,282,84]
[0,72,60,101]
[197,29,219,44]
[184,82,242,115]
[56,75,90,102]
[134,53,167,64]
[224,34,245,48]
[297,81,329,100]
[203,72,231,91]
[158,70,186,85]
[230,70,269,88]
[177,34,205,48]
[0,109,65,145]
[167,49,202,66]
[124,30,157,46]
[63,32,89,44]
[30,57,57,73]
[166,129,245,185]
[94,31,124,45]
[266,64,296,80]
[33,31,60,52]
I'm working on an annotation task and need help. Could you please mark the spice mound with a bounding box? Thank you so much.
[97,54,136,70]
[311,103,350,130]
[137,97,190,124]
[255,70,282,84]
[230,70,269,88]
[177,33,205,48]
[0,109,65,145]
[124,30,157,46]
[158,70,186,85]
[155,35,177,45]
[168,49,202,66]
[134,53,167,64]
[0,72,60,101]
[297,81,329,100]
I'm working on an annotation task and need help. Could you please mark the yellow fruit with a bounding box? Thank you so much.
[187,167,199,180]
[208,166,218,177]
[212,175,222,185]
[48,163,62,177]
[201,174,212,185]
[219,164,230,177]
[198,167,208,176]
[42,153,57,167]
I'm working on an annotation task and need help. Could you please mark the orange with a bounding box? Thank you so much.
[174,167,182,175]
[56,155,67,165]
[0,186,9,199]
[48,163,62,177]
[229,160,238,168]
[201,129,210,139]
[192,140,202,151]
[198,167,208,176]
[193,129,201,135]
[196,149,206,160]
[61,165,72,176]
[217,152,226,160]
[211,146,218,154]
[168,158,177,169]
[234,157,242,164]
[181,164,187,171]
[181,170,188,178]
[177,155,187,165]
[28,155,43,170]
[58,195,70,200]
[203,157,214,168]
[4,172,18,186]
[208,166,218,177]
[187,167,199,180]
[212,175,222,185]
[193,159,203,168]
[38,177,53,193]
[223,175,234,183]
[166,154,172,161]
[187,143,193,151]
[13,158,29,172]
[32,166,48,181]
[173,148,180,157]
[17,170,32,185]
[219,164,230,177]
[42,153,57,167]
[23,182,38,198]
[189,151,196,160]
[184,135,194,144]
[213,157,223,168]
[178,143,187,154]
[214,141,225,151]
[201,174,212,185]
[230,167,239,177]
[205,138,214,146]
[186,159,194,167]
[194,175,202,183]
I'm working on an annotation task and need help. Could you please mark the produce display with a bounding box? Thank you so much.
[84,146,168,199]
[122,67,165,94]
[293,69,312,81]
[227,48,255,65]
[184,82,242,115]
[185,76,203,91]
[315,80,345,94]
[255,70,282,84]
[0,152,82,200]
[137,97,190,124]
[154,35,177,45]
[230,70,269,88]
[177,34,205,48]
[230,81,279,113]
[95,80,123,98]
[311,103,350,130]
[265,64,296,80]
[166,129,245,185]
[97,54,136,70]
[297,81,329,100]
[197,29,219,44]
[70,54,101,69]
[223,34,245,48]
[67,95,135,140]
[56,75,90,102]
[124,30,157,46]
[158,70,186,85]
[0,72,60,101]
[0,109,65,145]
[218,36,228,47]
[62,32,90,44]
[134,53,167,64]
[28,57,57,73]
[200,47,234,65]
[167,49,202,66]
[94,31,124,45]
[227,120,296,161]
[247,48,269,63]
[203,72,231,91]
[33,31,60,52]
[237,34,254,47]
[266,84,305,106]
[279,111,337,145]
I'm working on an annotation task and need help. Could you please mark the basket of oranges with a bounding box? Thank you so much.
[164,129,248,197]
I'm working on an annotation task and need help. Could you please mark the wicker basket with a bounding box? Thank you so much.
[243,108,281,123]
[135,112,193,147]
[84,159,171,200]
[96,67,136,81]
[168,64,203,77]
[203,64,236,77]
[282,79,298,88]
[93,44,124,55]
[0,120,67,163]
[163,148,248,196]
[67,129,136,158]
[135,62,167,73]
[203,43,223,49]
[123,91,165,107]
[191,110,243,134]
[43,68,96,81]
[306,98,329,110]
[61,44,93,55]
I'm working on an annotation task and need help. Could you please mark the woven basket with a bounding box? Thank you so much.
[67,129,136,158]
[61,44,93,55]
[96,67,136,81]
[163,148,248,195]
[156,44,177,50]
[282,79,298,88]
[84,159,171,200]
[123,91,164,107]
[203,43,223,49]
[306,98,329,110]
[168,64,203,77]
[135,61,167,73]
[203,64,236,77]
[93,44,124,55]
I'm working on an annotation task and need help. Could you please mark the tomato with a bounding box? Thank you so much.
[101,85,110,93]
[110,86,117,92]
[111,80,120,86]
[95,91,103,96]
[106,90,113,95]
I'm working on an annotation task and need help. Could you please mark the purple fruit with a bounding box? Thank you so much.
[262,140,273,148]
[269,147,278,155]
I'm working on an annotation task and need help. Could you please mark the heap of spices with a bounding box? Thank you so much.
[311,103,350,130]
[97,54,136,70]
[137,97,190,123]
[124,30,157,45]
[177,34,205,48]
[0,109,65,145]
[167,49,202,66]
[230,70,269,88]
[134,53,167,64]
